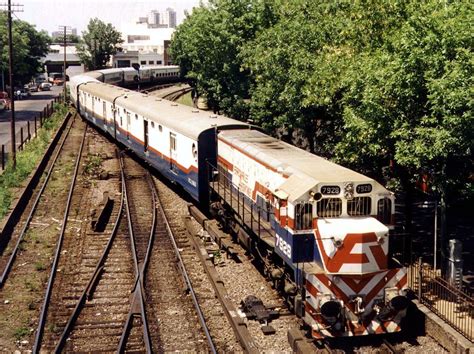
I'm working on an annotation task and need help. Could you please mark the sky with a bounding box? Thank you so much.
[15,0,202,34]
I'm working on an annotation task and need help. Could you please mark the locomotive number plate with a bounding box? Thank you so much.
[320,185,340,195]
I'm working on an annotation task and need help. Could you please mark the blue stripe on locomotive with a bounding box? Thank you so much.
[272,221,317,265]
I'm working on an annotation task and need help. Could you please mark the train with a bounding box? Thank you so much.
[68,67,408,340]
[81,65,180,87]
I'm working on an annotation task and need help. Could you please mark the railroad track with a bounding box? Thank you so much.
[0,111,76,286]
[30,147,215,352]
[160,85,193,101]
[32,116,89,352]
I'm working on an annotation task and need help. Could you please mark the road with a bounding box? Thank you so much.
[0,86,61,153]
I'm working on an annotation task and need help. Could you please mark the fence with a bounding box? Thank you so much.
[409,259,473,342]
[1,96,62,170]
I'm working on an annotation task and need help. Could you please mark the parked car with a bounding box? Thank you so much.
[53,78,64,86]
[39,82,52,91]
[29,84,38,92]
[0,98,7,110]
[14,88,30,99]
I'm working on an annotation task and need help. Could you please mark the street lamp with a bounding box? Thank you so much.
[132,63,140,91]
[422,200,438,270]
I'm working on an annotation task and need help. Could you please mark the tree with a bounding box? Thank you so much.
[0,12,50,86]
[76,18,122,70]
[170,0,277,119]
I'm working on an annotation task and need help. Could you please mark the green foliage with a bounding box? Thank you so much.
[0,12,51,85]
[170,0,277,119]
[76,18,123,70]
[13,326,29,340]
[0,105,67,220]
[84,153,102,176]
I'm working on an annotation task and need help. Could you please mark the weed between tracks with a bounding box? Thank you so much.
[0,103,68,220]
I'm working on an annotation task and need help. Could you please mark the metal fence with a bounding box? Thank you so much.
[409,259,473,342]
[1,97,62,170]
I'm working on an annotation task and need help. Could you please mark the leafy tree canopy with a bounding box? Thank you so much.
[170,0,278,119]
[76,18,123,70]
[0,12,50,86]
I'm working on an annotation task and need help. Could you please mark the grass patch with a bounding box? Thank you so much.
[84,153,102,176]
[13,326,29,340]
[34,261,46,271]
[0,103,68,220]
[176,92,194,107]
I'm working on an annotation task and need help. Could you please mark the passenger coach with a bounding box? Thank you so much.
[70,74,252,202]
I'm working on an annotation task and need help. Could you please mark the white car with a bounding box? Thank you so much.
[0,99,7,110]
[40,82,52,91]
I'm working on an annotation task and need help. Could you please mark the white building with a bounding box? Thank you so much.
[43,44,84,77]
[112,8,180,68]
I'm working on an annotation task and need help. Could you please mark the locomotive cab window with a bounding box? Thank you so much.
[317,198,342,217]
[295,203,313,230]
[377,197,392,224]
[347,197,372,216]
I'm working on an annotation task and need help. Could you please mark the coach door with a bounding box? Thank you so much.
[91,97,95,119]
[169,132,178,174]
[143,120,149,152]
[126,111,131,140]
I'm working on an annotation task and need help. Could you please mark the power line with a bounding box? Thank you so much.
[58,25,72,101]
[0,1,24,169]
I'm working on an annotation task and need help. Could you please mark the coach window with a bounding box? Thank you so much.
[135,114,138,120]
[317,198,342,218]
[158,125,162,132]
[295,203,313,230]
[151,121,155,128]
[348,197,372,216]
[102,101,106,118]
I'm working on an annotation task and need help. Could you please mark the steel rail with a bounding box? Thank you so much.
[185,207,259,353]
[161,87,192,101]
[154,179,217,354]
[0,112,74,286]
[117,153,152,353]
[32,121,88,353]
[382,338,399,353]
[53,149,125,353]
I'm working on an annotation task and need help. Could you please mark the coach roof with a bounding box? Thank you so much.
[114,93,251,140]
[80,81,134,102]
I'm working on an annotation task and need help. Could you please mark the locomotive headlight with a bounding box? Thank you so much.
[317,295,342,325]
[384,287,408,310]
[384,287,400,303]
[332,238,344,248]
[344,182,354,200]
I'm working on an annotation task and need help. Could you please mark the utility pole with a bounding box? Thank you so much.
[0,1,24,169]
[58,25,71,102]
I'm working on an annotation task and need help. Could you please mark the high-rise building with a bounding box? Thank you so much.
[148,10,160,26]
[166,8,177,28]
